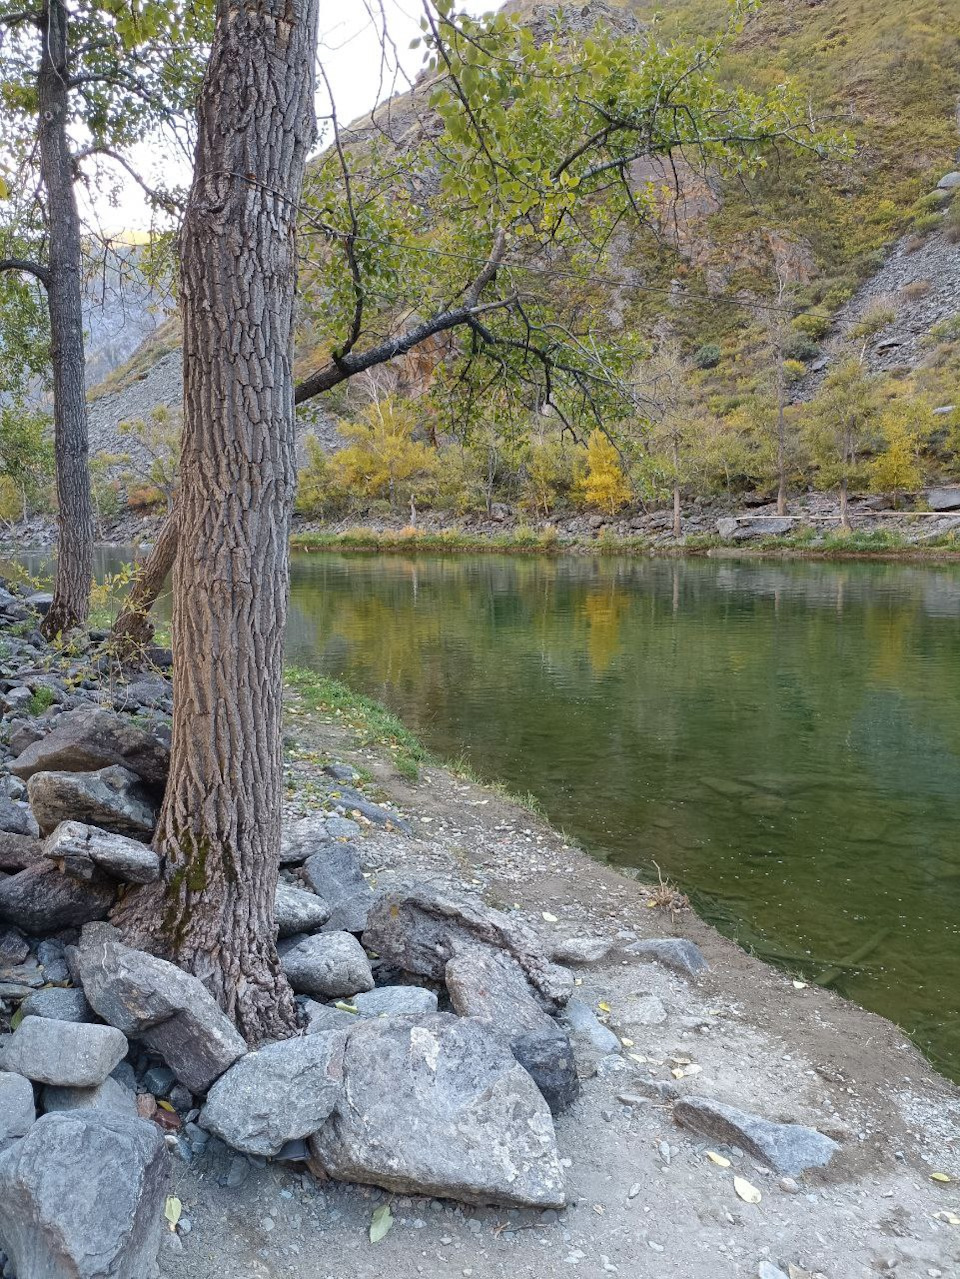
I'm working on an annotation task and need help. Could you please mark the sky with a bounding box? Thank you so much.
[91,0,496,233]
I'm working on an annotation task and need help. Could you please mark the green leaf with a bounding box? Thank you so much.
[164,1197,182,1229]
[369,1204,393,1243]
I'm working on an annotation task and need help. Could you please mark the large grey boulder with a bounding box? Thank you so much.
[281,930,374,999]
[280,813,361,865]
[42,1076,138,1118]
[926,486,960,512]
[79,925,246,1094]
[3,1016,127,1087]
[445,946,578,1114]
[300,999,359,1034]
[0,796,39,838]
[0,1070,35,1150]
[200,1030,347,1156]
[20,987,93,1023]
[363,883,572,1009]
[275,879,330,938]
[674,1097,840,1177]
[717,516,795,541]
[44,821,160,884]
[302,842,373,933]
[625,937,709,977]
[0,1112,169,1279]
[0,860,115,933]
[10,707,170,789]
[0,831,45,873]
[28,767,159,839]
[309,1014,564,1208]
[352,985,438,1017]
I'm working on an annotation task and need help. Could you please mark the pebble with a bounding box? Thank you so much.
[260,1217,275,1233]
[627,1183,642,1200]
[778,1177,800,1194]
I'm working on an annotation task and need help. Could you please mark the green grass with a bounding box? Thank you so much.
[284,666,428,780]
[26,687,56,716]
[290,526,582,556]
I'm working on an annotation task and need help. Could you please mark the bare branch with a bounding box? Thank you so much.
[0,257,49,286]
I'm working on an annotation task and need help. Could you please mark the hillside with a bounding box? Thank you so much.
[83,0,960,517]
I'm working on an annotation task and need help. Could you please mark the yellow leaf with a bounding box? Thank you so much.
[541,912,558,923]
[157,1100,175,1112]
[164,1197,182,1230]
[671,1068,684,1079]
[597,1000,611,1013]
[706,1151,731,1167]
[734,1176,762,1205]
[931,1172,953,1183]
[369,1204,393,1244]
[0,176,8,200]
[334,1001,359,1014]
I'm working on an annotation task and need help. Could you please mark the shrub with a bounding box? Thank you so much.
[901,280,931,303]
[295,434,341,517]
[912,211,943,235]
[783,333,820,362]
[0,477,21,523]
[574,430,632,514]
[783,359,807,384]
[792,313,830,340]
[693,343,721,370]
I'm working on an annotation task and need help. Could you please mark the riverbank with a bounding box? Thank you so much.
[160,672,960,1279]
[0,587,958,1277]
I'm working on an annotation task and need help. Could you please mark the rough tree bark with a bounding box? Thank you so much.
[109,505,180,659]
[37,0,94,638]
[112,0,319,1042]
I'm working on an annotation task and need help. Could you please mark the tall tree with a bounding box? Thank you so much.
[113,0,319,1040]
[0,0,209,634]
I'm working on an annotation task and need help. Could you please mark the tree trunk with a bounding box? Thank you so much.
[112,0,319,1043]
[775,360,787,516]
[37,0,94,638]
[840,475,850,532]
[672,436,681,538]
[108,508,180,660]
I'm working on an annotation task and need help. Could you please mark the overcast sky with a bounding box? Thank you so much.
[91,0,496,233]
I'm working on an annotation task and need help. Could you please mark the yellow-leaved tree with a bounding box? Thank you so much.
[331,398,435,509]
[575,430,632,515]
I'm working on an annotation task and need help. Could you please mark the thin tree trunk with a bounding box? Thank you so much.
[775,361,787,516]
[37,0,94,638]
[672,436,681,538]
[840,475,850,532]
[113,0,319,1043]
[109,508,180,659]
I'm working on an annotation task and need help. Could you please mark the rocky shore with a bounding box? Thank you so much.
[0,578,958,1278]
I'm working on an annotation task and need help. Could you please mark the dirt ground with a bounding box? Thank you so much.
[159,713,960,1279]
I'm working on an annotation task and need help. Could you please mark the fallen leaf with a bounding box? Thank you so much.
[597,1000,611,1014]
[931,1172,953,1184]
[164,1197,182,1231]
[792,981,807,990]
[627,1053,648,1064]
[733,1176,762,1205]
[706,1151,731,1167]
[620,1037,634,1047]
[157,1099,176,1113]
[369,1204,393,1244]
[670,1056,691,1065]
[542,912,558,923]
[334,1001,359,1014]
[935,1211,960,1226]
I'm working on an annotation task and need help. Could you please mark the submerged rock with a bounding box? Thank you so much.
[363,883,572,1009]
[674,1096,839,1176]
[200,1031,347,1157]
[10,707,170,789]
[0,1112,169,1279]
[78,924,246,1095]
[3,1016,127,1088]
[309,1013,565,1208]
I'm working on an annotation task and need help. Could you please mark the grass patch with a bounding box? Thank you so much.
[284,666,427,781]
[26,686,56,716]
[290,526,580,556]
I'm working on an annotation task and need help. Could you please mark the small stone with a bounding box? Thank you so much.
[624,938,709,977]
[550,937,612,966]
[301,841,373,934]
[778,1177,800,1194]
[3,1016,127,1087]
[226,1155,249,1188]
[19,987,92,1023]
[275,880,331,938]
[757,1264,790,1279]
[674,1097,839,1177]
[142,1065,176,1097]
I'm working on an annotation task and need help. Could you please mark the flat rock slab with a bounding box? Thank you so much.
[363,883,572,1009]
[352,985,438,1017]
[674,1096,840,1177]
[281,931,374,999]
[0,860,115,933]
[10,707,170,788]
[275,879,331,938]
[3,1016,127,1087]
[200,1031,348,1156]
[280,813,362,865]
[625,937,709,977]
[301,999,360,1034]
[551,936,614,966]
[926,486,960,511]
[79,924,247,1095]
[302,842,373,933]
[0,1070,35,1150]
[0,1111,169,1279]
[44,820,161,884]
[42,1076,138,1118]
[28,766,159,839]
[309,1013,565,1208]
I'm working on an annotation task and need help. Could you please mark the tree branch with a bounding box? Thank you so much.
[0,257,49,286]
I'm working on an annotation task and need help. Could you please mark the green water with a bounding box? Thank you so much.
[9,548,960,1079]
